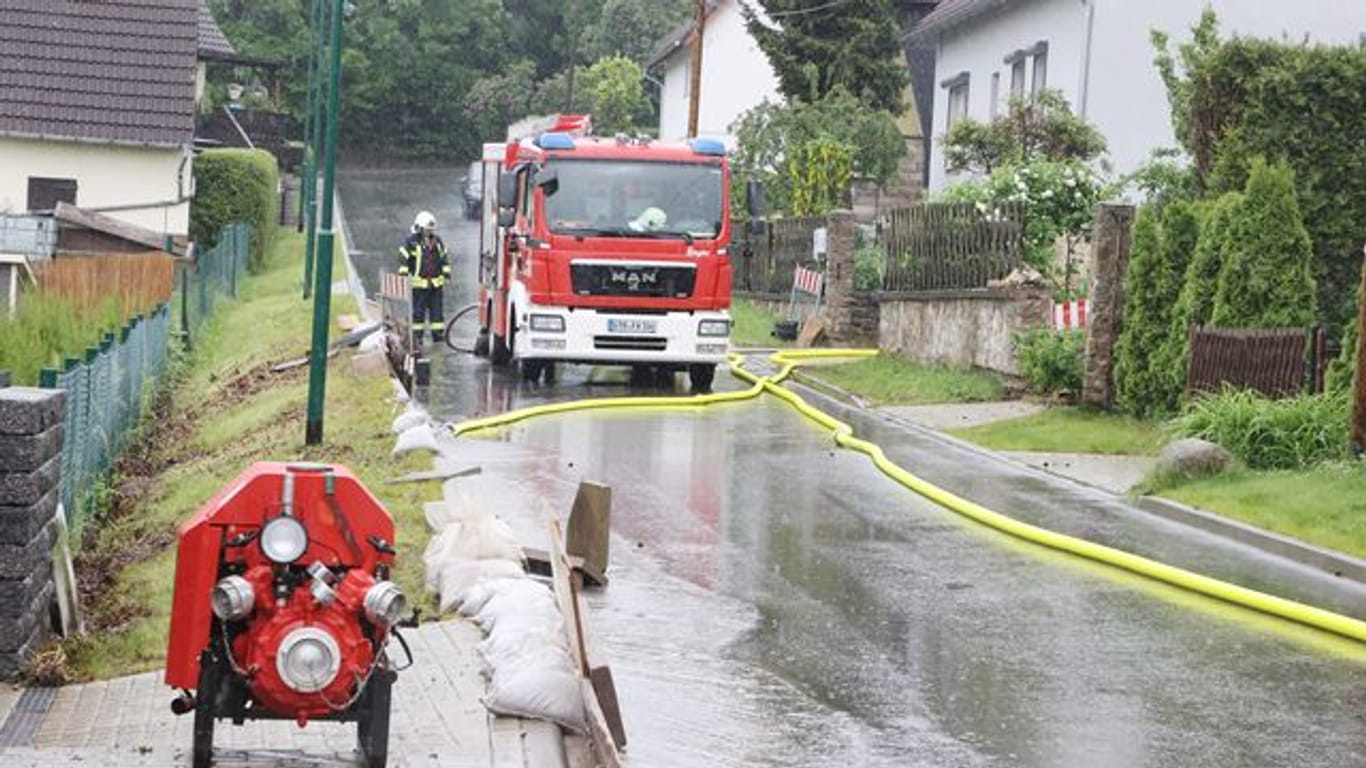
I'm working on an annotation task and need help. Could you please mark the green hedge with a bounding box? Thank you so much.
[190,148,279,272]
[1015,329,1083,395]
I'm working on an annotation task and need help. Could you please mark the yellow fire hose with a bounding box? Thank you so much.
[450,349,1366,644]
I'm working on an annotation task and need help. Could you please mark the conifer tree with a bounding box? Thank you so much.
[1210,158,1316,329]
[742,0,907,112]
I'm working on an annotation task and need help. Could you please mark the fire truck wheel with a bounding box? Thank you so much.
[490,333,512,365]
[358,669,395,768]
[520,360,543,382]
[192,655,218,768]
[689,363,716,392]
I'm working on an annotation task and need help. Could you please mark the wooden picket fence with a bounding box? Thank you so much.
[879,201,1025,292]
[1186,327,1308,398]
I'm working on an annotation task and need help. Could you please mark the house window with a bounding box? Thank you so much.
[1031,47,1049,96]
[27,177,76,212]
[947,82,969,129]
[1009,59,1026,99]
[989,72,1001,119]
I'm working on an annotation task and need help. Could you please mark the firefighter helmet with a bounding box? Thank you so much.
[413,210,437,233]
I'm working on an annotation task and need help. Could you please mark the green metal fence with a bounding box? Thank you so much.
[40,304,172,537]
[36,222,249,537]
[177,222,249,344]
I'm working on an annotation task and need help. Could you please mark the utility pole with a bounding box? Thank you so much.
[301,0,323,297]
[1351,243,1366,457]
[687,0,705,137]
[305,0,344,445]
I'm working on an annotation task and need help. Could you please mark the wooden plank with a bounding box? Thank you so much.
[796,314,825,348]
[547,520,623,767]
[589,665,626,750]
[566,481,611,582]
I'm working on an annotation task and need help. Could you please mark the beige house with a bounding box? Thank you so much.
[0,0,234,237]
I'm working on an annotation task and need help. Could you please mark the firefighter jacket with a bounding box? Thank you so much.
[397,233,452,288]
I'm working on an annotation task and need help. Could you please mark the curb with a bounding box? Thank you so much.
[780,371,1366,588]
[1134,496,1366,584]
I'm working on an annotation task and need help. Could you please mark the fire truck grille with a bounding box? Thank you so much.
[594,335,668,351]
[571,262,696,298]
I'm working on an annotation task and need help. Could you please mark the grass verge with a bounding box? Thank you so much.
[58,228,435,681]
[1154,463,1366,559]
[948,407,1166,455]
[803,353,1004,406]
[730,298,792,348]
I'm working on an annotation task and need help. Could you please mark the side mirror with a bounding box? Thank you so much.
[497,208,516,228]
[535,167,559,197]
[497,172,518,209]
[745,179,765,219]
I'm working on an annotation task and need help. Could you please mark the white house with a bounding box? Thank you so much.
[647,0,783,141]
[910,0,1366,191]
[0,0,233,237]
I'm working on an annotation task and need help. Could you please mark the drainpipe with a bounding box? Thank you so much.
[1077,0,1096,119]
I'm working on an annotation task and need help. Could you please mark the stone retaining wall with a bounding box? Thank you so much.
[0,387,66,678]
[877,288,1051,375]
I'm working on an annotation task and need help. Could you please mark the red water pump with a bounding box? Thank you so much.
[165,462,410,768]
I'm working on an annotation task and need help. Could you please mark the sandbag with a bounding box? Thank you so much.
[393,423,438,455]
[437,560,525,614]
[391,407,428,434]
[483,647,587,733]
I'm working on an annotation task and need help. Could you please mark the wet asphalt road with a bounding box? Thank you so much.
[338,168,1366,767]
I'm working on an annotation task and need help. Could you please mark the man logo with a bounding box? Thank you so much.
[610,268,657,291]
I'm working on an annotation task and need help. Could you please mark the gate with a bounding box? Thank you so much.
[1186,327,1307,398]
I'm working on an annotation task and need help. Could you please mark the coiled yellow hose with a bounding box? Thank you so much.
[450,350,1366,643]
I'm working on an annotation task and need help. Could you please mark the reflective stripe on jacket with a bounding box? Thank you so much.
[397,233,452,288]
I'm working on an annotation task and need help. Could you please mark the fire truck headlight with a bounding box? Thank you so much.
[363,581,407,626]
[529,314,565,332]
[276,627,342,693]
[260,516,309,563]
[698,319,731,337]
[210,575,255,621]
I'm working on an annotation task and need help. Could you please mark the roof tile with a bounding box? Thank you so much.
[0,0,199,146]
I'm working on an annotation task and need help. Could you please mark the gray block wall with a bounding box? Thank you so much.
[0,387,66,678]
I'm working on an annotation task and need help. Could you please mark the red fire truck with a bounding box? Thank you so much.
[474,116,753,390]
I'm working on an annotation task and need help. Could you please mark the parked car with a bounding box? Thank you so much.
[461,161,482,219]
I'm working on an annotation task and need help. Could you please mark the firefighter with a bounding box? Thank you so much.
[398,210,452,344]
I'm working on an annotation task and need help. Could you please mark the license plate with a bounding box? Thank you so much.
[607,318,657,334]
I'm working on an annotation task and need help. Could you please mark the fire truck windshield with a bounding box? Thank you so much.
[543,159,723,241]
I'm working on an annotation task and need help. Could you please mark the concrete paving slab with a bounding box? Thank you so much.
[1,619,567,768]
[1000,451,1156,495]
[880,400,1045,430]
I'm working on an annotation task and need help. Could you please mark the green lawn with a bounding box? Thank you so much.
[804,354,1004,406]
[730,298,793,348]
[61,228,435,681]
[1158,464,1366,559]
[949,407,1167,455]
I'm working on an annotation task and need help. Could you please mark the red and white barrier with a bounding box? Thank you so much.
[793,265,823,296]
[1052,299,1089,330]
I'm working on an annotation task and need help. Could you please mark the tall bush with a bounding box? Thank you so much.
[1154,10,1366,332]
[1148,199,1202,403]
[191,148,279,272]
[1209,158,1315,329]
[1115,203,1192,417]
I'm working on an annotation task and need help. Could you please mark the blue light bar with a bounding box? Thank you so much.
[536,132,576,150]
[689,137,727,156]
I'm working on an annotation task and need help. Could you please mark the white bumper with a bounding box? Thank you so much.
[513,304,732,365]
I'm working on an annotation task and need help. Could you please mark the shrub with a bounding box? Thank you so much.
[190,148,279,272]
[1115,200,1195,418]
[853,242,883,292]
[937,159,1107,274]
[1170,388,1350,470]
[1015,328,1083,395]
[1209,157,1316,329]
[1154,10,1366,332]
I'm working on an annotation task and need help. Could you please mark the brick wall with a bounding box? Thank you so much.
[0,387,66,678]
